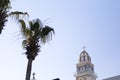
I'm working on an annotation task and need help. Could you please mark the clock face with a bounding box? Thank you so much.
[80,67,85,72]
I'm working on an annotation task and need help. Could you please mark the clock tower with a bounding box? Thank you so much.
[74,49,97,80]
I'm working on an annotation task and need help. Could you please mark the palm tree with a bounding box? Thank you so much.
[0,0,11,34]
[18,18,55,80]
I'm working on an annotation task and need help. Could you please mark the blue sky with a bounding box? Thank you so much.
[0,0,120,80]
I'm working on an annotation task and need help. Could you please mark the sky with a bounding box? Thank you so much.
[0,0,120,80]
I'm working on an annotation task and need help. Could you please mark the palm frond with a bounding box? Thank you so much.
[40,26,55,43]
[19,19,27,34]
[19,19,33,39]
[26,29,33,38]
[19,19,28,37]
[31,20,39,31]
[29,21,32,28]
[9,11,29,21]
[41,26,55,36]
[32,18,43,28]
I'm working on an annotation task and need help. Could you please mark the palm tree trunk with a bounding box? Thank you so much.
[25,58,33,80]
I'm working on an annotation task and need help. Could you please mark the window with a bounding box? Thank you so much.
[85,56,88,61]
[81,57,84,61]
[83,56,85,61]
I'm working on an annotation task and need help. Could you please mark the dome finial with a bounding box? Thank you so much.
[82,46,86,51]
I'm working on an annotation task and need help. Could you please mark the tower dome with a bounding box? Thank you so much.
[79,50,91,63]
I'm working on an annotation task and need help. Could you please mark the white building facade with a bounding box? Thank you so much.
[103,75,120,80]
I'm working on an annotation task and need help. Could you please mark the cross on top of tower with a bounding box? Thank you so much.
[82,46,86,51]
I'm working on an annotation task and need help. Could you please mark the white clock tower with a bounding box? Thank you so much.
[74,49,97,80]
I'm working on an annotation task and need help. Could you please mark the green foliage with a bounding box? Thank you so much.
[9,11,29,21]
[0,0,11,9]
[17,18,55,59]
[40,26,55,43]
[0,0,11,34]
